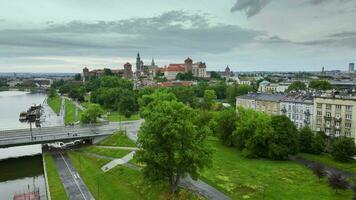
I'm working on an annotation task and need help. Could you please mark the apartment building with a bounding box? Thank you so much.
[313,95,356,142]
[236,93,285,115]
[280,94,313,128]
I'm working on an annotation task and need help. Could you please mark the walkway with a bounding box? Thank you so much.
[101,151,136,172]
[52,151,94,200]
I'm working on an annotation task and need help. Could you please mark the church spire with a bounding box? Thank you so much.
[151,57,156,67]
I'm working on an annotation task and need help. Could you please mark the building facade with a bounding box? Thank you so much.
[82,63,133,82]
[313,95,356,142]
[280,94,313,128]
[236,93,285,115]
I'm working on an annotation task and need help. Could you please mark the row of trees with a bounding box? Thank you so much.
[287,80,332,92]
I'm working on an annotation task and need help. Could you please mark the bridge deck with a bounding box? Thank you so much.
[0,124,118,148]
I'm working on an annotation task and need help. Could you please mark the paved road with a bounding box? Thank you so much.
[52,151,95,200]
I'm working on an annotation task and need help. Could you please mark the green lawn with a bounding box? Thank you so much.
[98,131,136,147]
[299,153,356,174]
[82,146,131,158]
[44,154,68,200]
[47,94,61,114]
[200,138,352,200]
[65,99,82,125]
[68,152,201,200]
[106,111,140,122]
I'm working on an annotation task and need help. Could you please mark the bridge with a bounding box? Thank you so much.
[0,123,121,148]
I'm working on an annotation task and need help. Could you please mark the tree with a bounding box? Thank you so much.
[210,81,227,99]
[268,115,299,160]
[203,90,217,110]
[74,73,82,81]
[309,80,332,91]
[299,126,314,153]
[311,133,325,154]
[48,87,57,98]
[234,107,272,158]
[136,100,212,194]
[226,84,254,105]
[81,104,104,123]
[214,108,238,146]
[331,137,356,162]
[287,81,306,92]
[328,173,348,193]
[104,68,113,76]
[176,72,193,80]
[311,164,326,180]
[210,71,222,80]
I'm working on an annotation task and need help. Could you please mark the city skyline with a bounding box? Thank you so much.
[1,0,356,72]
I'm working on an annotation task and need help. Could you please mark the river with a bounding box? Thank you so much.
[0,90,49,200]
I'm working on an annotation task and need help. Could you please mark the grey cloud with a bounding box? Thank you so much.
[230,0,271,17]
[306,0,351,5]
[329,31,356,38]
[0,11,265,58]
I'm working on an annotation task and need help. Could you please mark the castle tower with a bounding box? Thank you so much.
[124,62,133,78]
[151,58,156,67]
[83,67,89,82]
[184,57,193,73]
[136,52,141,72]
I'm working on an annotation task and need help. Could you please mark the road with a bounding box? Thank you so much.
[52,150,95,200]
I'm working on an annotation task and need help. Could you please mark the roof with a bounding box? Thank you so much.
[259,80,270,85]
[166,64,185,72]
[281,93,313,104]
[237,93,285,102]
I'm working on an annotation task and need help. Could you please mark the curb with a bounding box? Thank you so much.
[42,154,52,200]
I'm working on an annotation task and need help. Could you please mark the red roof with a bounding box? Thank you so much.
[167,64,185,72]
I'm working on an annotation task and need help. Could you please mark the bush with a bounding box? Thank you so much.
[311,164,326,180]
[331,137,356,162]
[328,173,349,193]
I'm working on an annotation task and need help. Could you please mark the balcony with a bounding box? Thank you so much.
[334,117,342,122]
[335,125,341,130]
[304,110,311,116]
[324,116,332,120]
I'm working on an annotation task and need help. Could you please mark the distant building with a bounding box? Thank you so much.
[313,94,356,142]
[82,63,133,82]
[349,63,355,73]
[258,80,290,93]
[236,93,285,115]
[280,94,313,128]
[164,57,207,80]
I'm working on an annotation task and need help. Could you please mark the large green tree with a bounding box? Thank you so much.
[309,80,332,91]
[136,100,212,194]
[214,108,238,146]
[269,115,299,160]
[226,84,254,105]
[331,137,356,162]
[287,81,306,92]
[203,89,217,110]
[81,104,104,123]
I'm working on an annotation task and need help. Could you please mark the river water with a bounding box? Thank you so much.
[0,90,48,199]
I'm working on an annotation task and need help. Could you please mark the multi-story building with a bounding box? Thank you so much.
[82,62,133,82]
[280,94,313,128]
[258,80,290,93]
[164,57,207,80]
[236,93,285,115]
[313,94,356,142]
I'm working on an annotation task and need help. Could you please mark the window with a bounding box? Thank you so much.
[326,104,331,110]
[317,119,321,125]
[317,111,322,116]
[288,105,291,111]
[326,121,330,126]
[317,103,322,109]
[326,112,331,117]
[336,105,342,110]
[346,105,352,111]
[345,131,351,137]
[346,114,352,120]
[345,123,352,128]
[335,122,340,127]
[335,130,340,136]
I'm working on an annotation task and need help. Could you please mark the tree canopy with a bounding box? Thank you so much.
[136,99,212,194]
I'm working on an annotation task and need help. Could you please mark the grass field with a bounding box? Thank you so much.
[68,152,202,200]
[299,153,356,174]
[82,146,131,158]
[47,94,61,114]
[200,138,352,200]
[44,154,68,200]
[98,131,136,147]
[106,111,140,122]
[64,99,82,125]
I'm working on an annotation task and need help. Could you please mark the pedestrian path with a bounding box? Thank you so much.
[101,151,136,172]
[52,151,95,200]
[94,145,139,151]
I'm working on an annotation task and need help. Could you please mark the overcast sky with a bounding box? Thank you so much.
[0,0,356,72]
